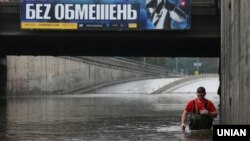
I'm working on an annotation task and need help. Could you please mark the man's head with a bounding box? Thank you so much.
[196,87,206,100]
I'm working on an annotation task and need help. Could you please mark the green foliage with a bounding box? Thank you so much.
[124,57,219,75]
[166,58,219,75]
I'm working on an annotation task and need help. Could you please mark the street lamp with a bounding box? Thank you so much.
[176,58,178,74]
[194,58,201,75]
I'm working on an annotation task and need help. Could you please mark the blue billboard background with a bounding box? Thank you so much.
[21,0,190,30]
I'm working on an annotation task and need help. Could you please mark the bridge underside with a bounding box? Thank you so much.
[0,1,220,57]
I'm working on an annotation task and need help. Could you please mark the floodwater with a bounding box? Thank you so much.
[0,93,219,141]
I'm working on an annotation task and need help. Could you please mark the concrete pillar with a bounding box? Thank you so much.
[0,56,7,135]
[0,56,7,97]
[221,0,250,124]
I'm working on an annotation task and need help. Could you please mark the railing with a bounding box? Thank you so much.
[63,56,167,76]
[0,0,19,5]
[0,0,19,2]
[114,57,166,71]
[0,0,19,13]
[191,0,217,7]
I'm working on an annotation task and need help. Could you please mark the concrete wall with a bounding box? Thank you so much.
[221,0,250,124]
[6,56,166,95]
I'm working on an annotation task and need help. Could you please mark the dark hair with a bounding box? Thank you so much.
[197,87,206,94]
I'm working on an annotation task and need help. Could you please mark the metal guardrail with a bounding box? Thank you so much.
[62,56,167,76]
[58,56,167,94]
[114,57,166,71]
[0,0,19,14]
[0,0,19,5]
[191,0,216,7]
[0,0,19,2]
[0,0,18,2]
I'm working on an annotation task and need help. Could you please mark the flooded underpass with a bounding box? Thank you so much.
[0,92,219,141]
[0,76,220,141]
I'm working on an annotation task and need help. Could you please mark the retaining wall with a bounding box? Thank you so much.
[6,56,166,95]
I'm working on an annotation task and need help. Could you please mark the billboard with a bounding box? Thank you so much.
[21,0,190,30]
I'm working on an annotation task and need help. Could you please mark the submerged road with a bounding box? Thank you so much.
[0,77,219,141]
[172,77,220,93]
[94,78,180,94]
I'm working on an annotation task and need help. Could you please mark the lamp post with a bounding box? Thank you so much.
[196,58,199,73]
[176,58,178,74]
[194,58,201,75]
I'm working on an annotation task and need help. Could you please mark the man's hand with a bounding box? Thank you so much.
[199,109,209,115]
[181,123,186,130]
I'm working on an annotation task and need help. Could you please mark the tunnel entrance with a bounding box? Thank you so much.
[0,0,223,141]
[0,56,220,141]
[3,56,219,95]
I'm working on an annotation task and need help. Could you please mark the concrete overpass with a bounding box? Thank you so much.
[0,0,220,57]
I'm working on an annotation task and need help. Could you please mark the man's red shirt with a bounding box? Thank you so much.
[185,98,216,113]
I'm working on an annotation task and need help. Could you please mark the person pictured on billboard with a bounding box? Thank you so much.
[146,0,188,29]
[140,9,155,29]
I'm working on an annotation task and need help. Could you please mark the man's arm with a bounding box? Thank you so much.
[209,101,218,118]
[200,110,217,118]
[200,100,218,118]
[208,111,217,118]
[181,110,188,130]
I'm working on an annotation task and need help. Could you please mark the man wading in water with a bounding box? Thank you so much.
[181,87,217,130]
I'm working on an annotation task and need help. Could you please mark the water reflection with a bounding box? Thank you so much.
[0,93,219,141]
[181,130,213,141]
